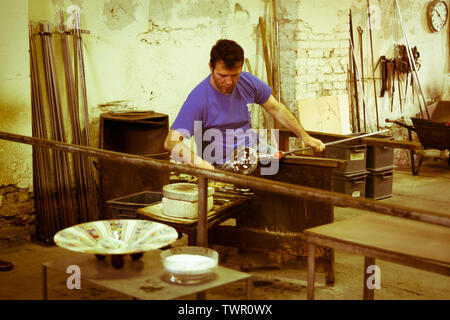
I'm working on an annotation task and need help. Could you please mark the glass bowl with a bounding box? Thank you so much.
[54,219,178,269]
[160,246,219,285]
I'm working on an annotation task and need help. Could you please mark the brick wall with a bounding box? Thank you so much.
[279,18,349,120]
[0,185,35,247]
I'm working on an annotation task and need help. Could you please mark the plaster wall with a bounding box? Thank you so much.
[0,0,33,189]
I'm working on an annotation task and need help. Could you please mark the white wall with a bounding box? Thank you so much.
[0,0,448,188]
[0,0,32,188]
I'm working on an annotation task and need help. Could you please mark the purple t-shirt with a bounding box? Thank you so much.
[171,71,272,165]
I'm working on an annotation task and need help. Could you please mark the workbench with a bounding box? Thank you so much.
[42,249,251,300]
[136,191,251,246]
[304,214,450,299]
[210,155,345,285]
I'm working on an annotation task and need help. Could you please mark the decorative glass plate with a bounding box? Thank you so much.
[54,219,178,268]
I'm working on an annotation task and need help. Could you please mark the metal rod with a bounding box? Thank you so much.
[40,22,77,228]
[350,38,370,133]
[197,177,208,247]
[30,23,58,240]
[276,19,281,102]
[357,26,367,132]
[367,0,380,130]
[394,0,430,120]
[259,17,273,89]
[348,48,356,132]
[349,10,361,132]
[60,12,88,223]
[0,131,448,228]
[281,129,389,156]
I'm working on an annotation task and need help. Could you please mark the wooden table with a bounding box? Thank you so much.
[137,192,251,246]
[42,250,251,300]
[304,214,450,299]
[210,156,344,284]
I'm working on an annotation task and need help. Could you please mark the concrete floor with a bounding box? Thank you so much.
[0,158,449,300]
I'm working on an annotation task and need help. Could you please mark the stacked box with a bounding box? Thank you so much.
[366,166,394,200]
[333,170,369,198]
[324,144,368,198]
[324,144,367,173]
[366,134,394,170]
[365,134,394,200]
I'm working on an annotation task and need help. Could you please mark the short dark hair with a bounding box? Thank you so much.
[210,39,244,70]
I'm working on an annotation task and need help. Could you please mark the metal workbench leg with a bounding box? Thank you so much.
[196,292,206,300]
[307,243,316,300]
[325,249,335,286]
[246,277,252,300]
[363,257,375,300]
[42,265,48,300]
[197,177,208,247]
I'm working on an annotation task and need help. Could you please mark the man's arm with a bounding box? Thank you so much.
[260,95,325,152]
[164,129,215,170]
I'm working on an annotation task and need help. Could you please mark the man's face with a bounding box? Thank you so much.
[209,60,242,95]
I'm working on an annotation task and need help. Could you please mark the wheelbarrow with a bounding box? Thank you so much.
[386,117,450,175]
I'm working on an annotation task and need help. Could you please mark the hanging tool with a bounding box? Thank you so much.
[357,26,367,132]
[367,0,380,131]
[379,56,388,97]
[396,64,403,113]
[273,130,389,159]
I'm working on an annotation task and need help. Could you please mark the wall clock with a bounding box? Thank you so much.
[427,0,448,32]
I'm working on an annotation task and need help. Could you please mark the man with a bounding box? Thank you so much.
[164,39,325,171]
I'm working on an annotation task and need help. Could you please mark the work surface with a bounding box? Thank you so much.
[42,250,250,300]
[305,214,450,266]
[1,159,449,300]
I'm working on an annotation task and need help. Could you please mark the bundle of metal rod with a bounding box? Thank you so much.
[59,13,88,223]
[73,11,99,221]
[39,22,77,229]
[29,24,59,242]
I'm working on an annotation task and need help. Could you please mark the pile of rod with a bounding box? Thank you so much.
[59,11,98,224]
[29,24,59,241]
[28,13,98,242]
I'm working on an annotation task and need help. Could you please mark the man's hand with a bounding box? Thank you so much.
[303,135,325,152]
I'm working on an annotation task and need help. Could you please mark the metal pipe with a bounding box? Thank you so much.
[357,26,367,132]
[349,10,361,132]
[0,131,448,228]
[367,0,380,130]
[197,177,208,247]
[349,38,370,133]
[278,129,389,157]
[394,0,430,120]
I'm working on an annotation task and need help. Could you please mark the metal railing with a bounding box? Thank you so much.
[0,131,448,247]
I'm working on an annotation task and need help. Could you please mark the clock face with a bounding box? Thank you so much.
[429,0,448,32]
